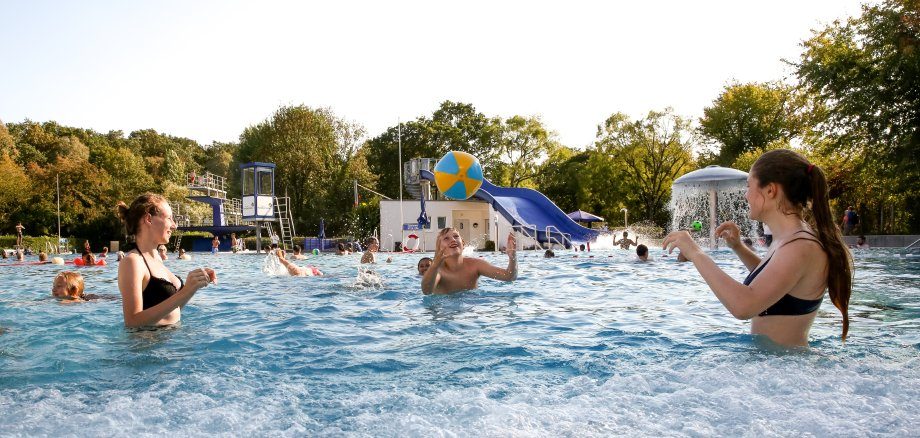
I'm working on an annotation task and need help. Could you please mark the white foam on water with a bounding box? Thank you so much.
[2,355,917,436]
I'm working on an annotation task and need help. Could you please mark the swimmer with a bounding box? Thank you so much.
[52,271,99,301]
[662,149,852,347]
[116,193,217,328]
[82,251,97,266]
[177,248,192,260]
[116,251,125,262]
[38,251,48,262]
[850,235,870,249]
[615,231,638,250]
[361,237,379,264]
[422,228,518,295]
[336,242,350,255]
[157,244,168,261]
[417,257,432,275]
[291,245,307,260]
[99,247,109,259]
[636,244,649,262]
[15,250,24,261]
[275,249,323,276]
[544,249,555,258]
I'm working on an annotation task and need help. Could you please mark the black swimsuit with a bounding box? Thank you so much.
[136,250,183,310]
[742,230,824,316]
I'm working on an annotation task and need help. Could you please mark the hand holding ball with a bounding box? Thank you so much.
[434,151,484,200]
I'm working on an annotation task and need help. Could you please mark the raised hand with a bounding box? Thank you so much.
[662,230,702,261]
[715,221,742,250]
[506,233,517,258]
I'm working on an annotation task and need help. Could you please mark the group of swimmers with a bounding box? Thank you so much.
[5,149,855,347]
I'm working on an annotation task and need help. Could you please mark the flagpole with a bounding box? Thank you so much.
[398,118,404,252]
[56,173,61,254]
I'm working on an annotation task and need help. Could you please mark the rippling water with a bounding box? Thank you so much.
[1,249,917,436]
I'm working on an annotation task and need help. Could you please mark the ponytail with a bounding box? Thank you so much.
[752,150,853,341]
[806,164,853,341]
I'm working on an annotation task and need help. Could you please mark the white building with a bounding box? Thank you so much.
[379,199,537,252]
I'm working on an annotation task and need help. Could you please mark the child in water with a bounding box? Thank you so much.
[52,271,98,301]
[422,228,518,295]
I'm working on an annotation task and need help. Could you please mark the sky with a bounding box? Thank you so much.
[0,0,870,149]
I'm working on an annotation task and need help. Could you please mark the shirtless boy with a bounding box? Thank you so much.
[421,227,518,295]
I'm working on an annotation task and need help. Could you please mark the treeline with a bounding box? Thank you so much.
[1,0,917,243]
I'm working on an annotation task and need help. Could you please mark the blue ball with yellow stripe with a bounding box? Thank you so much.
[433,151,484,200]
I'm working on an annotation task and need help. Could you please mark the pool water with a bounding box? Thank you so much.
[0,249,917,435]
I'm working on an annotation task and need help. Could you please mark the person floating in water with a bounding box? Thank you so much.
[275,249,323,276]
[177,248,192,260]
[116,193,217,328]
[615,231,638,249]
[422,228,518,295]
[157,244,169,261]
[662,149,852,347]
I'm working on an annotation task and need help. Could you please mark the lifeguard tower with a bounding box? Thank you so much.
[175,171,255,251]
[240,162,296,253]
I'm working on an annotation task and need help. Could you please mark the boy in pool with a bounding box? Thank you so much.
[422,227,518,295]
[615,231,638,249]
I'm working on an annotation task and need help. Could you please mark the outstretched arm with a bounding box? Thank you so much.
[421,246,446,295]
[480,233,518,281]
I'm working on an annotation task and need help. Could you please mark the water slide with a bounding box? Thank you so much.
[420,170,600,247]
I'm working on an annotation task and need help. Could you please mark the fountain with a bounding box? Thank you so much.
[669,165,754,249]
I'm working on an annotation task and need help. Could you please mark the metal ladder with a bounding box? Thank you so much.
[274,196,296,250]
[173,231,184,252]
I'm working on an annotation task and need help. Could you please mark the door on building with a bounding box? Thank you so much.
[454,218,471,245]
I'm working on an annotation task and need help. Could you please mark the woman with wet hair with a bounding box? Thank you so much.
[116,193,216,327]
[663,149,852,346]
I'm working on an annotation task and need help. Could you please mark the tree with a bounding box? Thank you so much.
[595,109,696,226]
[794,0,920,232]
[699,81,804,166]
[496,115,555,188]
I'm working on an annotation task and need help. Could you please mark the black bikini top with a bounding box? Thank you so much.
[743,230,824,317]
[136,250,183,310]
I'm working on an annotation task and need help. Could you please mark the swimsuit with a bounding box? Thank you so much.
[742,230,824,317]
[136,250,183,310]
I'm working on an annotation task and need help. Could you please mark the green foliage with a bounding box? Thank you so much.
[236,105,375,237]
[495,115,556,188]
[595,109,696,226]
[794,0,920,232]
[699,81,803,166]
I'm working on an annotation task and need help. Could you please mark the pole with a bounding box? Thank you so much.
[709,189,718,250]
[56,174,61,254]
[398,118,404,250]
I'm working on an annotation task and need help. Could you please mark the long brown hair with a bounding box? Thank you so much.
[751,149,853,340]
[116,193,167,238]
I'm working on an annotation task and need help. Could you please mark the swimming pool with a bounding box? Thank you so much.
[1,248,917,435]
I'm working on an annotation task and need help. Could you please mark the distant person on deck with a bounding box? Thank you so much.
[15,222,25,248]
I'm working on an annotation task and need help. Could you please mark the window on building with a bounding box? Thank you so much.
[437,216,446,229]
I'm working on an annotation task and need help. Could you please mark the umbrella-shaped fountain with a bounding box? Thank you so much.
[669,165,754,249]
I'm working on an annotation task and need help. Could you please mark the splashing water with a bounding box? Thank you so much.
[261,253,288,276]
[669,182,757,247]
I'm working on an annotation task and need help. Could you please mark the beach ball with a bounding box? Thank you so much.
[433,151,483,200]
[312,249,320,255]
[691,220,703,231]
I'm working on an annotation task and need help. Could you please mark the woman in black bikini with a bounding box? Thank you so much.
[663,149,852,346]
[116,194,217,327]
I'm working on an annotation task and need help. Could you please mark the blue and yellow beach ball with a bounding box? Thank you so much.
[433,151,483,200]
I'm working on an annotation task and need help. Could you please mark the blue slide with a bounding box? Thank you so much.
[421,170,599,247]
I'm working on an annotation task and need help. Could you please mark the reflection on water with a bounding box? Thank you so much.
[0,248,917,435]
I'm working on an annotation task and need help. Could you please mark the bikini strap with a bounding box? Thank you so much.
[134,249,154,275]
[777,230,823,249]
